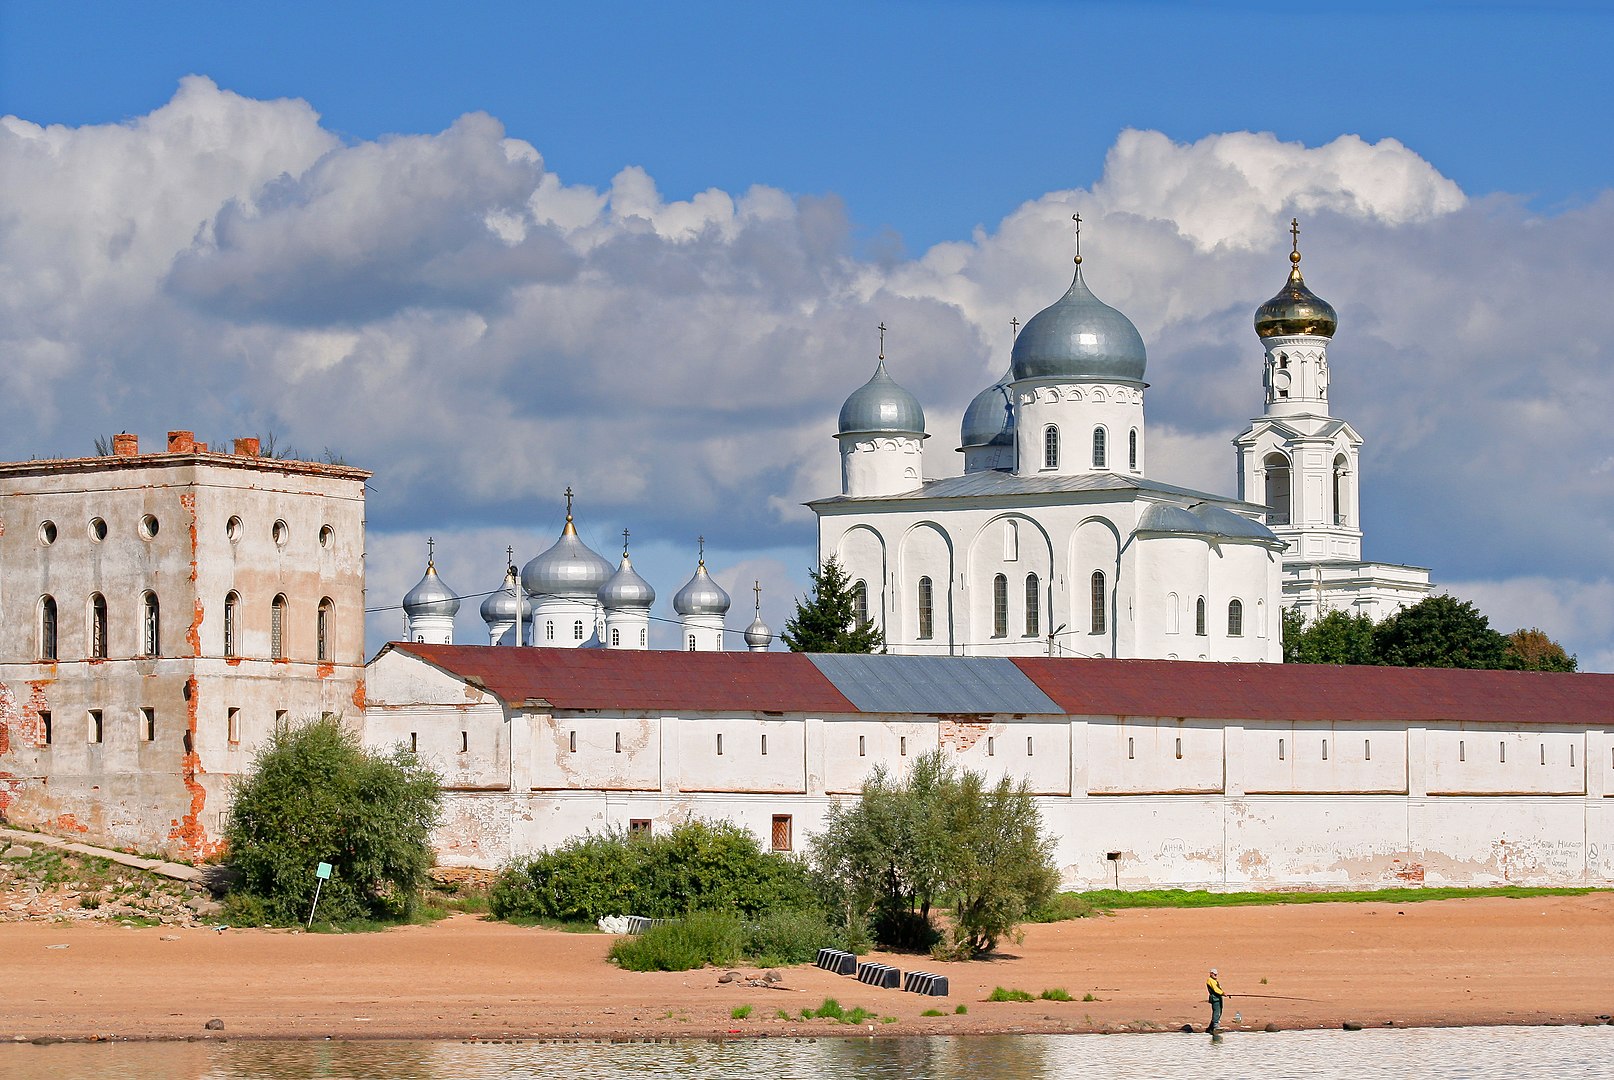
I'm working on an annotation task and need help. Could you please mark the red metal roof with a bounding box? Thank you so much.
[385,643,856,714]
[1013,657,1614,725]
[379,643,1612,725]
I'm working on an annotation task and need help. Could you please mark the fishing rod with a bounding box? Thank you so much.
[1228,993,1326,1002]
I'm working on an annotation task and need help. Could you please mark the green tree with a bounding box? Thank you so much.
[1372,595,1507,669]
[781,555,884,653]
[810,750,1057,958]
[941,768,1059,958]
[1289,609,1379,665]
[1503,628,1578,672]
[1280,606,1309,663]
[810,752,952,948]
[225,717,442,924]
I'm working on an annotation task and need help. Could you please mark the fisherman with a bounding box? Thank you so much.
[1206,968,1226,1032]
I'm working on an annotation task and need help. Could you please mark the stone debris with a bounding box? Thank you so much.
[204,1019,225,1031]
[0,838,221,927]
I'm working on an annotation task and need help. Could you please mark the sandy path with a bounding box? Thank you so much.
[2,895,1611,1041]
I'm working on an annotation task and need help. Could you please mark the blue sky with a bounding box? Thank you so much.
[4,1,1610,253]
[2,1,1612,667]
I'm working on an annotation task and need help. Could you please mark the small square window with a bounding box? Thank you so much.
[629,819,652,837]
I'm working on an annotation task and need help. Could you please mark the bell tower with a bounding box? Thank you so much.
[1235,221,1363,565]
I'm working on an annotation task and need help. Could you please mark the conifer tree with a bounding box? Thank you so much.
[781,556,884,653]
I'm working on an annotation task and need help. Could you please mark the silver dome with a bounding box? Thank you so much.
[960,368,1015,449]
[673,561,731,617]
[480,569,523,625]
[522,516,613,599]
[1136,502,1211,536]
[1190,502,1282,543]
[403,562,460,618]
[744,614,773,648]
[1011,268,1147,383]
[600,553,656,610]
[837,360,926,436]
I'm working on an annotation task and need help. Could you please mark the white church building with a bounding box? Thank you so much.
[813,224,1427,662]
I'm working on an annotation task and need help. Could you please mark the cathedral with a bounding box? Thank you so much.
[400,493,774,654]
[812,223,1428,661]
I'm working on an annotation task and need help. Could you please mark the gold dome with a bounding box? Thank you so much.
[1254,220,1337,339]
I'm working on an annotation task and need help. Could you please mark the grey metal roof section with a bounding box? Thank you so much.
[808,653,1062,715]
[810,469,1264,512]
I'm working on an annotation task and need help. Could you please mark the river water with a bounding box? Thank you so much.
[1,1027,1608,1079]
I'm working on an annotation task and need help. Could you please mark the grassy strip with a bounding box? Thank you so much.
[1035,885,1596,920]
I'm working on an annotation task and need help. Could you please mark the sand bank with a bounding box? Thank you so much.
[2,894,1611,1041]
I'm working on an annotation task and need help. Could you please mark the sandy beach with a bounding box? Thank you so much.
[2,894,1611,1042]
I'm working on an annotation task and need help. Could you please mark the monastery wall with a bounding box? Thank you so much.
[375,702,1614,889]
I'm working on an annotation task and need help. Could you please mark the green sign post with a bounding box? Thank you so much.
[307,862,333,928]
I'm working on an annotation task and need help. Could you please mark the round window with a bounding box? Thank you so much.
[89,517,108,542]
[140,514,159,540]
[272,520,289,547]
[226,516,243,543]
[319,524,334,548]
[39,521,57,546]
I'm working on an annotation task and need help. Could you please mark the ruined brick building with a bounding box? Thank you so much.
[0,431,367,858]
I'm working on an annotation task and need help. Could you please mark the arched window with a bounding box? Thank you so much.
[545,620,555,641]
[270,595,287,658]
[1129,428,1138,471]
[917,576,934,640]
[687,634,697,652]
[1024,574,1040,637]
[39,596,58,661]
[573,620,585,641]
[89,594,107,659]
[223,592,239,657]
[1195,596,1207,636]
[1004,519,1018,560]
[611,628,621,647]
[992,574,1008,638]
[1043,425,1059,469]
[317,598,333,662]
[1166,591,1180,635]
[1092,427,1107,468]
[1228,599,1244,637]
[1332,453,1349,525]
[640,628,647,647]
[143,593,161,657]
[1263,452,1291,525]
[853,581,869,627]
[1089,571,1106,634]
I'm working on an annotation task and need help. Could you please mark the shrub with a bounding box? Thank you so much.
[491,820,817,923]
[225,718,442,925]
[744,908,846,966]
[811,750,1058,957]
[1040,988,1073,1001]
[608,910,745,972]
[987,986,1034,1002]
[730,1005,753,1020]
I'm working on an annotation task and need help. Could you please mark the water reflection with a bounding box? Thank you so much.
[0,1028,1609,1080]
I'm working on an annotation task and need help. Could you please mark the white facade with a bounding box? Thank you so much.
[1234,232,1432,620]
[0,431,369,860]
[364,647,1614,889]
[814,259,1284,662]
